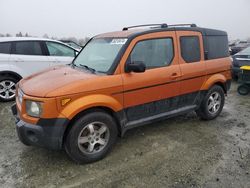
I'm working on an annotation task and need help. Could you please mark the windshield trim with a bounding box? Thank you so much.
[72,37,93,66]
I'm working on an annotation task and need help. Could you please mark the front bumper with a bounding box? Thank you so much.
[11,104,69,150]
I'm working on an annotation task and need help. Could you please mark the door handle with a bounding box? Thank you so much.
[170,73,181,79]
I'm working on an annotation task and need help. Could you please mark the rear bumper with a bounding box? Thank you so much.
[11,104,69,150]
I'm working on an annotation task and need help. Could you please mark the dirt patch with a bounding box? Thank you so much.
[0,82,249,187]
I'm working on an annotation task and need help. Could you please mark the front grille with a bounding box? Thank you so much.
[239,70,250,82]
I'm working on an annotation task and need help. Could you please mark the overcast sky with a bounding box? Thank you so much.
[1,0,250,40]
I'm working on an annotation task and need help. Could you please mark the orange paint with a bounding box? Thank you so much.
[16,28,232,125]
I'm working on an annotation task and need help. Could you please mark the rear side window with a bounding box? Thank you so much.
[46,42,75,57]
[15,41,43,55]
[130,38,174,69]
[180,36,201,63]
[206,36,229,59]
[0,42,11,54]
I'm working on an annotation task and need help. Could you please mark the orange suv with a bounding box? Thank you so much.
[12,24,232,163]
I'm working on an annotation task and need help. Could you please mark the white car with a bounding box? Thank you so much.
[0,37,79,102]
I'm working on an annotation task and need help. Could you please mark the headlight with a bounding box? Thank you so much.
[26,100,42,117]
[18,89,24,104]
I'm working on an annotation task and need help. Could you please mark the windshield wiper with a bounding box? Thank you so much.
[78,64,96,73]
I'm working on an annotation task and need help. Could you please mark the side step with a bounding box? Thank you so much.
[122,105,197,134]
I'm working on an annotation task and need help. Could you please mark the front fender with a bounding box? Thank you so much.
[60,94,123,120]
[8,64,26,78]
[0,63,26,78]
[201,74,227,91]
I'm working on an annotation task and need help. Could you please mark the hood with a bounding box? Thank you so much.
[19,65,101,97]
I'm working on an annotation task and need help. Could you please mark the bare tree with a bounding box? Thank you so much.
[51,36,58,40]
[16,32,23,37]
[43,34,49,38]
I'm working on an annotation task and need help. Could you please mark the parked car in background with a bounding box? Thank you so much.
[230,41,250,55]
[0,37,79,101]
[229,40,238,47]
[232,46,250,80]
[60,40,82,51]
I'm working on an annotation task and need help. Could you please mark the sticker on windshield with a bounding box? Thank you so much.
[110,39,127,45]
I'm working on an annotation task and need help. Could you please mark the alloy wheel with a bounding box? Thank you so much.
[207,91,221,114]
[0,80,16,100]
[77,122,110,154]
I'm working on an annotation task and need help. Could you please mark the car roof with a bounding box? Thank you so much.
[95,29,146,38]
[0,37,79,51]
[0,37,65,43]
[60,40,78,44]
[95,26,227,39]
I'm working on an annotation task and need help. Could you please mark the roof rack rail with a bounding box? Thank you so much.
[122,23,168,31]
[168,23,197,27]
[122,23,197,31]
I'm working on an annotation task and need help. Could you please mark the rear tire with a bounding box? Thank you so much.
[237,84,249,95]
[0,75,18,102]
[196,85,225,120]
[64,111,118,164]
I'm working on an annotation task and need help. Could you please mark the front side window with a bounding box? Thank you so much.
[46,42,75,57]
[15,41,43,55]
[73,38,127,73]
[180,36,201,63]
[0,42,11,54]
[130,38,174,69]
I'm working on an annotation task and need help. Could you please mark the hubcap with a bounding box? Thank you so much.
[77,122,110,154]
[207,92,221,114]
[0,80,16,100]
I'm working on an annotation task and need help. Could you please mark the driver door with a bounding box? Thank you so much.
[121,32,181,121]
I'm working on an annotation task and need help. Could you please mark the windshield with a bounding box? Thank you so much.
[73,38,127,73]
[238,46,250,55]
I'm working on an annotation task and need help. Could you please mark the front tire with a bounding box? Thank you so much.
[0,75,18,102]
[196,85,225,120]
[64,111,118,164]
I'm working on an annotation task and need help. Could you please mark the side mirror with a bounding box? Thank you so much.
[74,51,79,57]
[125,61,146,73]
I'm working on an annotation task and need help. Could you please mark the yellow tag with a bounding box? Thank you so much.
[240,66,250,70]
[61,98,71,106]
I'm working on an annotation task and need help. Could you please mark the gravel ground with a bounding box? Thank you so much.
[0,82,249,188]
